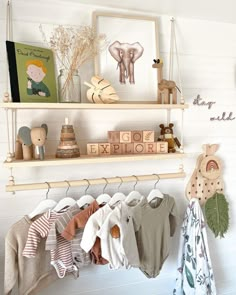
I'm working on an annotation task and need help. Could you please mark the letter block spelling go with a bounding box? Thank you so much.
[120,131,131,143]
[131,131,143,143]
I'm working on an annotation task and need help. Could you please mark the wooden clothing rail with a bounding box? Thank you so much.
[6,172,186,193]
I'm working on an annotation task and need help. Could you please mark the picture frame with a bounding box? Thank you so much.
[93,12,159,103]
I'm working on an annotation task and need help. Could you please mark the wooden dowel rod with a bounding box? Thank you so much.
[6,172,185,192]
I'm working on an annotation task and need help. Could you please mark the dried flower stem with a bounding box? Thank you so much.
[40,24,106,98]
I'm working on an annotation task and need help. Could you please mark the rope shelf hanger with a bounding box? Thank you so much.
[6,171,186,193]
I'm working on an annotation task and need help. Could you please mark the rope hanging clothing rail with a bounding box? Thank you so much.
[6,172,186,192]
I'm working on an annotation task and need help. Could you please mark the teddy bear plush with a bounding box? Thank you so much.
[158,123,181,153]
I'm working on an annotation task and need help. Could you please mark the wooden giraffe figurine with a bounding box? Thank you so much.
[152,59,177,104]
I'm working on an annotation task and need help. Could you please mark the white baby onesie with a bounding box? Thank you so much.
[97,198,144,270]
[80,203,113,253]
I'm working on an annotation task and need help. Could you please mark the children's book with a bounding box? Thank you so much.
[6,41,58,103]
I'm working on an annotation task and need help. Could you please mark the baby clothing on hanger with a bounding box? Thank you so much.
[173,198,216,295]
[61,200,108,265]
[4,215,58,295]
[135,194,177,278]
[97,198,145,269]
[80,203,113,254]
[23,209,78,279]
[46,204,91,269]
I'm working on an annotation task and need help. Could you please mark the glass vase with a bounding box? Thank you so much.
[58,69,81,103]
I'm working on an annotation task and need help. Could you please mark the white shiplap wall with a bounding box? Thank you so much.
[0,1,236,294]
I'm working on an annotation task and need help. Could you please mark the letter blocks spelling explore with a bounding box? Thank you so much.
[87,131,168,156]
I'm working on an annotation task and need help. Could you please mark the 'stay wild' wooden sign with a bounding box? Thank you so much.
[193,94,235,121]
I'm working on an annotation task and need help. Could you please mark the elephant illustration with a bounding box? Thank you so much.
[108,41,144,84]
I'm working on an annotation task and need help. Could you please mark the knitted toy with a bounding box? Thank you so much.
[158,123,181,153]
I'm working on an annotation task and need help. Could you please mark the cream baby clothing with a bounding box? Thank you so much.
[135,194,177,278]
[98,198,144,269]
[80,203,113,253]
[4,215,58,295]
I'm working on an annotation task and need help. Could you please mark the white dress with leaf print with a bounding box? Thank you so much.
[173,198,217,295]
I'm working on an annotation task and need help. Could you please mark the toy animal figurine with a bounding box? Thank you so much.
[158,123,181,153]
[15,124,48,161]
[152,59,178,104]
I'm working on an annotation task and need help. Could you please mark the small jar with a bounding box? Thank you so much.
[58,69,81,103]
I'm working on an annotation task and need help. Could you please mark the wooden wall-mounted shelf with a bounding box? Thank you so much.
[3,153,185,168]
[0,102,188,110]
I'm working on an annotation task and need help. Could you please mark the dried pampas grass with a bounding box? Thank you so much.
[40,24,106,96]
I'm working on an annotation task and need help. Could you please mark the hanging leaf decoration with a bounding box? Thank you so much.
[84,76,120,104]
[205,192,229,238]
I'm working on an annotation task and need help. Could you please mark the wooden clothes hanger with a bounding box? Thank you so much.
[96,177,111,205]
[125,175,143,203]
[109,176,126,207]
[28,182,57,219]
[53,181,76,212]
[147,174,163,203]
[77,179,95,208]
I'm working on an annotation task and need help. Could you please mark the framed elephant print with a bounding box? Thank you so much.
[93,12,159,102]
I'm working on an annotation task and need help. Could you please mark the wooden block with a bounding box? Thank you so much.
[99,143,111,156]
[87,143,99,156]
[120,131,131,143]
[134,143,145,154]
[145,142,157,154]
[156,141,168,153]
[143,131,155,142]
[111,143,123,155]
[131,131,143,143]
[122,143,134,154]
[108,131,120,143]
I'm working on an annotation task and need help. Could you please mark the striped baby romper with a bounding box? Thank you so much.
[23,209,78,278]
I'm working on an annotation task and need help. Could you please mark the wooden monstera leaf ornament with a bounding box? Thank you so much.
[185,144,224,205]
[84,76,120,104]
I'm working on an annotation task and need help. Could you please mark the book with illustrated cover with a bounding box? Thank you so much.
[6,41,58,103]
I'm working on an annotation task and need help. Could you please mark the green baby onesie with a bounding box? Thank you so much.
[135,194,177,278]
